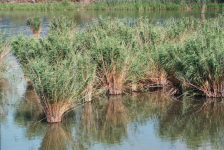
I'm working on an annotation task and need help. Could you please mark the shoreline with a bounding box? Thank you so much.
[0,2,223,11]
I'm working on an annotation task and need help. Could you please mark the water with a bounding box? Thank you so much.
[1,9,224,150]
[0,9,222,37]
[1,89,224,150]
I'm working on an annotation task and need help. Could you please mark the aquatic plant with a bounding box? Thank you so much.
[78,17,156,95]
[26,17,42,37]
[154,16,224,97]
[0,32,9,80]
[12,17,92,123]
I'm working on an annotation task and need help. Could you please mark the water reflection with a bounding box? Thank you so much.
[0,9,222,37]
[0,79,10,118]
[157,98,224,150]
[75,96,129,148]
[39,124,75,150]
[2,90,224,149]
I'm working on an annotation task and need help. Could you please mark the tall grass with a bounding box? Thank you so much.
[75,17,202,95]
[0,32,9,80]
[79,17,150,94]
[80,15,224,97]
[154,15,224,97]
[26,17,42,37]
[11,17,92,123]
[12,15,224,125]
[0,0,223,11]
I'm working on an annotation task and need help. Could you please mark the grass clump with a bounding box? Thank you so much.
[0,32,9,80]
[26,17,42,37]
[12,15,224,126]
[154,15,224,97]
[12,17,92,123]
[80,18,147,94]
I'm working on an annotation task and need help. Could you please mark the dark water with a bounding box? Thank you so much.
[1,9,224,150]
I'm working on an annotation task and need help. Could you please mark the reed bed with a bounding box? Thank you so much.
[11,15,224,122]
[11,17,91,123]
[154,15,224,97]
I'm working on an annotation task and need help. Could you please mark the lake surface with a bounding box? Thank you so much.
[1,9,224,150]
[0,9,222,37]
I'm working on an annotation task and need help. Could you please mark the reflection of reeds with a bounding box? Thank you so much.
[76,95,130,146]
[39,124,75,150]
[0,79,10,116]
[98,96,129,144]
[157,98,224,149]
[103,96,128,125]
[82,103,96,134]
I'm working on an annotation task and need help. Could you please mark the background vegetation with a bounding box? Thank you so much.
[1,0,224,11]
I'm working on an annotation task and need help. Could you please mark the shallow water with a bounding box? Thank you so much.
[0,9,222,37]
[1,9,224,150]
[1,87,224,150]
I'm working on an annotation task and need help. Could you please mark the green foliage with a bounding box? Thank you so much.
[0,0,223,11]
[12,17,91,104]
[26,17,42,31]
[13,15,224,105]
[0,32,9,80]
[154,15,224,97]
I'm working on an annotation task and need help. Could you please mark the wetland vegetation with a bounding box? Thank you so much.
[1,8,224,150]
[7,13,224,123]
[26,16,42,37]
[0,0,224,11]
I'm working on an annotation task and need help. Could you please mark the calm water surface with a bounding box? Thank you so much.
[0,9,222,37]
[1,9,224,150]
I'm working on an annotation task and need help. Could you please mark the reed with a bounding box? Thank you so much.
[12,15,224,124]
[26,17,42,38]
[85,17,155,94]
[0,32,9,80]
[12,17,92,123]
[154,15,224,97]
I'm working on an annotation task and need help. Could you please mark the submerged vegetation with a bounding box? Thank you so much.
[0,0,224,11]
